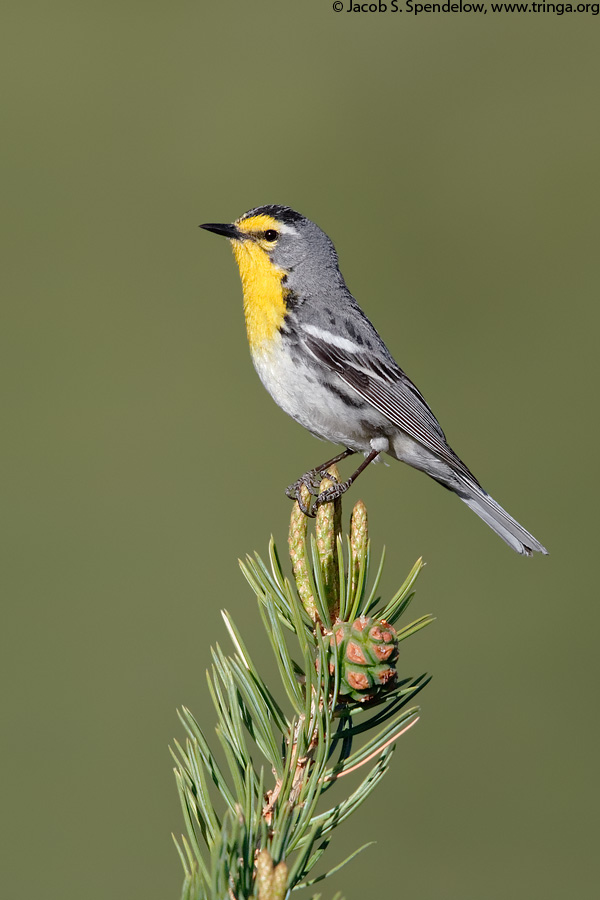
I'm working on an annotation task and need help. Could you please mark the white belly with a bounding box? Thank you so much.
[251,341,382,452]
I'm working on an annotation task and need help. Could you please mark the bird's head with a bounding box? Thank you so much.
[201,205,339,289]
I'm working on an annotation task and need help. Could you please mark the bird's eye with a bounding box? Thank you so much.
[264,229,278,242]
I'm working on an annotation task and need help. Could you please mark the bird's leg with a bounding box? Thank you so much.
[313,449,380,509]
[285,448,355,514]
[312,448,356,478]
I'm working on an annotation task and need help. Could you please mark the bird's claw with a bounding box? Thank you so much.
[285,470,322,500]
[313,480,351,509]
[286,469,342,517]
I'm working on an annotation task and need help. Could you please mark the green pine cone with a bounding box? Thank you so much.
[331,616,399,702]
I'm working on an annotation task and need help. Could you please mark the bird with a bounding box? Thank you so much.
[201,205,547,556]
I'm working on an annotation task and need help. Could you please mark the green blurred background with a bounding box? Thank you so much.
[2,2,598,898]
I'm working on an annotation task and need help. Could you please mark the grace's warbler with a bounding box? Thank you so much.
[201,205,547,556]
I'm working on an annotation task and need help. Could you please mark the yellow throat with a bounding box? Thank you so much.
[230,215,287,352]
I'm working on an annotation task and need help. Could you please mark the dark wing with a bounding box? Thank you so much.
[303,333,479,484]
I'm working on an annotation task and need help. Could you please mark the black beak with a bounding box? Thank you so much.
[200,222,241,239]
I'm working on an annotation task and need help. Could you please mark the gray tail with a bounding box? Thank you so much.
[457,479,548,556]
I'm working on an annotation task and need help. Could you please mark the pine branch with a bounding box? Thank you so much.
[173,475,433,899]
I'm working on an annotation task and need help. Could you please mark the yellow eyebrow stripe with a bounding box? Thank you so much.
[235,214,281,236]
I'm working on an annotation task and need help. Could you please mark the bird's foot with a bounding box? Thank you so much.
[285,469,322,499]
[313,479,351,510]
[285,469,340,517]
